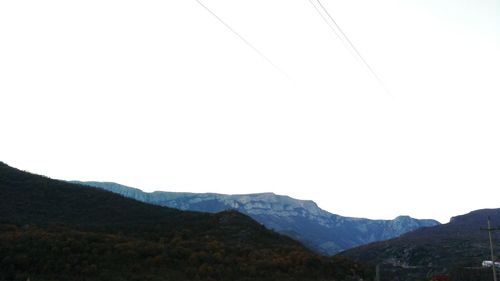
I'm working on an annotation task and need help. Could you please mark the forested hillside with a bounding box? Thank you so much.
[0,162,370,281]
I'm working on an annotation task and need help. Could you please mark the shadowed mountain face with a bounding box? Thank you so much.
[74,181,439,255]
[0,161,370,281]
[340,209,500,281]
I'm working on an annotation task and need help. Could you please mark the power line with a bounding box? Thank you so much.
[312,0,392,96]
[194,0,288,77]
[307,0,343,44]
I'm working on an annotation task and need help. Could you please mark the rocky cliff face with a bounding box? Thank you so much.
[73,181,439,255]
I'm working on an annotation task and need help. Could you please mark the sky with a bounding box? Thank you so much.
[1,0,499,223]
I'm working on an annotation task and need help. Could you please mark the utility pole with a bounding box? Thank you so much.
[481,217,500,281]
[374,264,380,281]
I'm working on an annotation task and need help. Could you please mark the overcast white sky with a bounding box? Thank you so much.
[1,0,499,223]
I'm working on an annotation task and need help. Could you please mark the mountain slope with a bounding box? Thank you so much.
[340,209,500,281]
[0,161,370,281]
[74,181,439,255]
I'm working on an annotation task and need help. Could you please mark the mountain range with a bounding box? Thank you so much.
[0,161,370,281]
[73,181,439,255]
[340,208,500,281]
[3,160,499,281]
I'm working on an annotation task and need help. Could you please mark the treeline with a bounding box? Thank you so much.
[0,223,367,281]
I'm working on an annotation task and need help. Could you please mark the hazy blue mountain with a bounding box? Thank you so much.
[73,181,439,255]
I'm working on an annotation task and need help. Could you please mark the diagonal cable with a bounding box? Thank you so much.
[307,0,344,48]
[194,0,288,77]
[314,0,392,96]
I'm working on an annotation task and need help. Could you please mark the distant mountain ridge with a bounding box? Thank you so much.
[73,181,439,255]
[340,208,500,281]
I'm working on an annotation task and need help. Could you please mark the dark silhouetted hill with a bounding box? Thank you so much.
[340,209,500,281]
[0,161,370,281]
